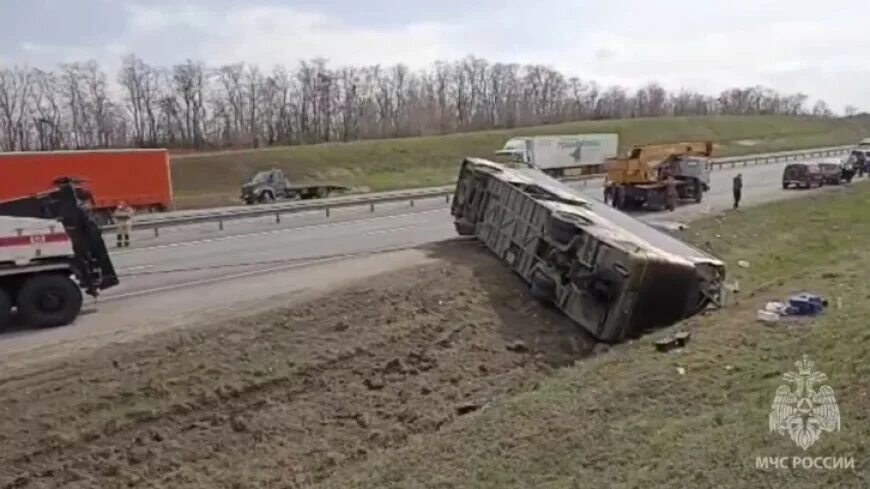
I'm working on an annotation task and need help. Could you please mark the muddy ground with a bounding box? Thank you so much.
[0,239,598,489]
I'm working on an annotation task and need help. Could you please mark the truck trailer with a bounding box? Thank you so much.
[0,180,119,329]
[451,157,725,343]
[0,149,173,224]
[495,134,619,178]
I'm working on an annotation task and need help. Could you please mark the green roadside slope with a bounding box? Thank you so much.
[171,115,870,208]
[315,183,870,489]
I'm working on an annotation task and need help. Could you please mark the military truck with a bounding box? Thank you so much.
[240,169,349,204]
[604,141,713,210]
[451,157,726,343]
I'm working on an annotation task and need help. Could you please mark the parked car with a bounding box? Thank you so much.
[817,160,845,185]
[782,162,824,189]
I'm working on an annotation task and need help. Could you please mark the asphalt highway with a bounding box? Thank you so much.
[103,156,819,296]
[0,158,850,369]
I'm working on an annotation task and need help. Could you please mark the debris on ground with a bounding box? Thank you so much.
[651,221,689,232]
[756,292,828,323]
[737,260,750,268]
[506,340,529,353]
[654,331,692,352]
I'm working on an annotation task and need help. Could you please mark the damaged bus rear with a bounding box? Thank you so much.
[451,157,726,343]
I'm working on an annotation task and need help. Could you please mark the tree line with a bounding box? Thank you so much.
[0,54,845,152]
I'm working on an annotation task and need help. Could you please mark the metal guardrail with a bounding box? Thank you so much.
[102,145,852,234]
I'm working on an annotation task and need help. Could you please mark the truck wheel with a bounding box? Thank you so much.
[694,181,703,203]
[258,191,275,204]
[530,272,557,305]
[782,182,789,190]
[614,187,626,210]
[0,288,11,330]
[16,274,83,328]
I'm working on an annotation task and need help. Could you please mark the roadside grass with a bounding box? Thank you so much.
[170,115,870,209]
[315,182,870,489]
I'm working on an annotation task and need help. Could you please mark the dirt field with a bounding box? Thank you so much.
[0,240,596,489]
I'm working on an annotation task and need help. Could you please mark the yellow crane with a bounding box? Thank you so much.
[603,141,713,210]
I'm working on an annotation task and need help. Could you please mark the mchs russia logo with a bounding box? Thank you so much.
[756,355,854,471]
[769,355,841,450]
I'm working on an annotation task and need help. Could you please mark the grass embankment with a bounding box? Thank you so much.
[170,115,870,209]
[316,184,870,488]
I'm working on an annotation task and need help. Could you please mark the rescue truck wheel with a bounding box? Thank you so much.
[694,181,703,203]
[16,274,83,328]
[0,288,11,330]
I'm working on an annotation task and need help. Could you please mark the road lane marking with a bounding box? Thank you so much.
[102,256,348,301]
[364,225,413,236]
[117,264,155,273]
[102,243,422,302]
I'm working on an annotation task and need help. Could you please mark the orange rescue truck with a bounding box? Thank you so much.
[0,149,172,224]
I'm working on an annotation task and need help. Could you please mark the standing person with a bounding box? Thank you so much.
[114,201,134,248]
[665,175,678,211]
[733,173,743,209]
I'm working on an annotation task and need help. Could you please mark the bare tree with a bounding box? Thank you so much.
[0,54,846,152]
[0,66,33,150]
[812,100,833,118]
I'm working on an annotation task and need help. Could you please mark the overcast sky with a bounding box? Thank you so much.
[2,0,867,111]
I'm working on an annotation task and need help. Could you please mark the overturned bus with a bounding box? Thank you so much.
[451,157,726,343]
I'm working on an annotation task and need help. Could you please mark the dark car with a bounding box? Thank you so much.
[782,163,824,189]
[817,161,845,185]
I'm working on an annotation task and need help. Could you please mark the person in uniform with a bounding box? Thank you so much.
[114,201,134,248]
[732,173,743,209]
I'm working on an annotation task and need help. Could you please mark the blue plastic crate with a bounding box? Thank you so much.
[787,293,826,315]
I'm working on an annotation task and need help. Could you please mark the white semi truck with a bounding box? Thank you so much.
[495,134,619,177]
[0,180,119,329]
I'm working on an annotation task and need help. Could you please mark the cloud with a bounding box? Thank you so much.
[1,0,869,111]
[120,3,464,69]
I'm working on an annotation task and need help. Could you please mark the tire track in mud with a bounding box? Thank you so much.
[0,241,598,489]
